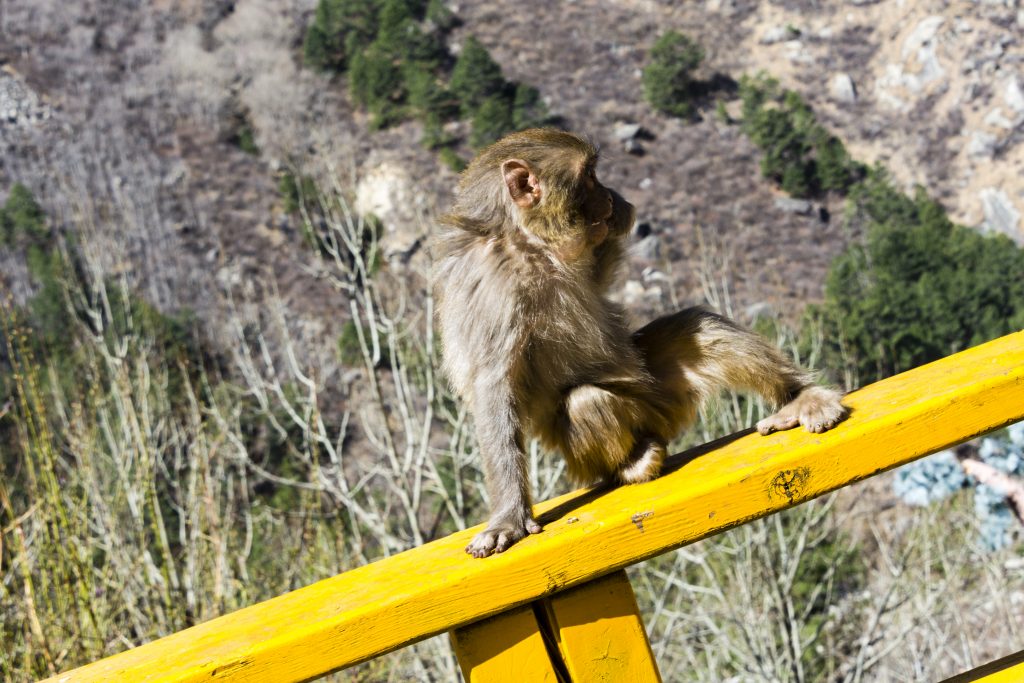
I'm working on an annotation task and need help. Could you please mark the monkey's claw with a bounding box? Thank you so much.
[466,518,542,558]
[757,386,847,436]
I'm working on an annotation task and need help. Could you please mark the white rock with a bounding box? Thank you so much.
[631,234,661,260]
[830,73,857,103]
[967,131,997,159]
[980,188,1022,243]
[983,107,1015,129]
[1004,77,1024,114]
[885,16,946,94]
[355,161,429,260]
[875,63,911,112]
[760,26,796,45]
[784,40,815,65]
[774,197,813,214]
[902,16,945,61]
[614,123,642,141]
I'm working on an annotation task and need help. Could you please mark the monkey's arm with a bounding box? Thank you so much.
[465,375,542,558]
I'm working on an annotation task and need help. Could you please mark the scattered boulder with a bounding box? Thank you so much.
[760,25,799,45]
[614,122,643,141]
[876,15,947,110]
[614,123,649,155]
[774,197,813,215]
[0,67,52,127]
[1004,76,1024,114]
[983,107,1015,129]
[624,138,644,155]
[631,231,661,260]
[980,188,1022,243]
[900,16,946,90]
[830,73,857,104]
[967,130,997,159]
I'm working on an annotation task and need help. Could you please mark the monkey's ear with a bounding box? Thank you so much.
[502,159,541,208]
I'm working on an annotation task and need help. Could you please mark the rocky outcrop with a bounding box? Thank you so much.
[721,1,1024,243]
[0,67,52,128]
[355,160,431,263]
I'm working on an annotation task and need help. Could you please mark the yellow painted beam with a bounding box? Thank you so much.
[449,606,562,682]
[543,570,661,682]
[941,650,1024,682]
[45,331,1024,682]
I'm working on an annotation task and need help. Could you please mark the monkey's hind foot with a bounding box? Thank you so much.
[617,438,667,484]
[466,516,542,558]
[756,386,847,435]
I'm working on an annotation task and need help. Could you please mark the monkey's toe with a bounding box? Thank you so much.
[465,533,496,558]
[466,519,541,558]
[495,533,514,553]
[756,413,799,435]
[795,387,847,434]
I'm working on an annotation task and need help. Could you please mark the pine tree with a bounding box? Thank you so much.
[470,95,515,149]
[450,36,507,117]
[303,0,379,72]
[1,183,47,246]
[643,31,704,118]
[349,43,405,128]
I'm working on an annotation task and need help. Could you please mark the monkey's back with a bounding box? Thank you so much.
[435,229,649,431]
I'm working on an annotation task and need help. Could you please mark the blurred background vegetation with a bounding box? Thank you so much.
[2,0,1023,681]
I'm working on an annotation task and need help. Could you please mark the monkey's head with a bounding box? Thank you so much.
[446,129,635,262]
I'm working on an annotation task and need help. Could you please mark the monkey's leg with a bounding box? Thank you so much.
[634,307,847,436]
[466,380,542,558]
[556,384,667,485]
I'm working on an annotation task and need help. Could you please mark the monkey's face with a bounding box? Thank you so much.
[511,164,635,263]
[487,129,634,261]
[579,166,635,246]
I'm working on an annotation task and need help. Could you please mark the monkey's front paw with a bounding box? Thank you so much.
[757,386,847,435]
[466,518,542,558]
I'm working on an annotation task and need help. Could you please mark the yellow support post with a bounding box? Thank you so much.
[543,570,661,682]
[452,570,660,682]
[450,606,562,682]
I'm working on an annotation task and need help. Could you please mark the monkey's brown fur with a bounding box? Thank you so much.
[435,129,846,558]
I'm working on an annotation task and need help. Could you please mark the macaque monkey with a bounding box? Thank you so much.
[435,129,846,558]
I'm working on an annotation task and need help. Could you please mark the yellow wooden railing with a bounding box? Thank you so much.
[44,331,1024,682]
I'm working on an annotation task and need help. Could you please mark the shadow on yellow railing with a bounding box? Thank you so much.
[45,331,1024,682]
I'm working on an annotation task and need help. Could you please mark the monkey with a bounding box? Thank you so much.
[434,129,846,558]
